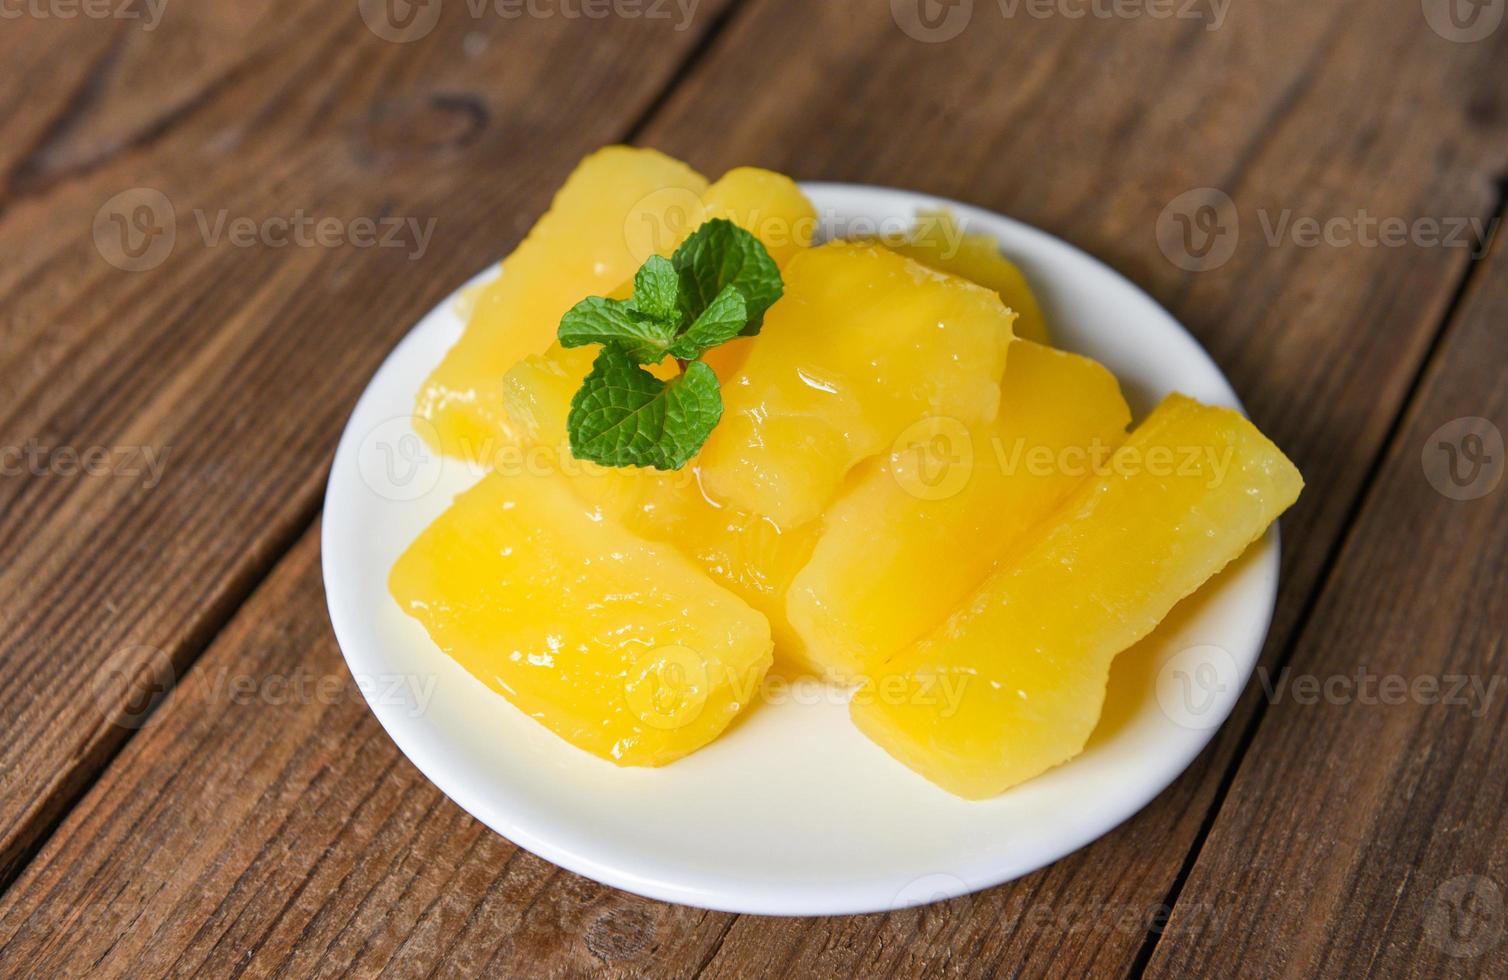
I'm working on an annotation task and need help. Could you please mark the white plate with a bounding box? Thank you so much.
[322,184,1280,916]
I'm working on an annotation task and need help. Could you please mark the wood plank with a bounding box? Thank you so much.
[0,0,736,885]
[1142,229,1508,976]
[0,2,303,196]
[0,16,116,186]
[0,1,1505,977]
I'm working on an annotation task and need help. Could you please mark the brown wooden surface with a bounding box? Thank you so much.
[0,0,1504,976]
[1143,232,1508,978]
[0,0,736,885]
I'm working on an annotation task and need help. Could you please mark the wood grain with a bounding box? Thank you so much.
[0,0,1504,975]
[639,0,1508,973]
[0,0,736,886]
[1142,230,1508,977]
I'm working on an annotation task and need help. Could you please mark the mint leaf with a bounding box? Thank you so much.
[567,347,722,470]
[631,255,682,325]
[558,296,677,365]
[666,285,747,360]
[556,218,783,469]
[672,218,783,335]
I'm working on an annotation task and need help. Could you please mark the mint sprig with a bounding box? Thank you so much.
[667,285,746,359]
[671,219,782,335]
[557,295,678,364]
[557,219,782,470]
[568,349,722,470]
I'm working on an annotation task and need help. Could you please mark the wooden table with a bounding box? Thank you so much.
[1,1,1504,975]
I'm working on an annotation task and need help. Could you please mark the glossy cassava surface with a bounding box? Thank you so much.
[415,146,708,462]
[388,468,773,767]
[787,341,1131,680]
[699,241,1017,527]
[852,395,1303,799]
[494,166,821,663]
[885,209,1050,345]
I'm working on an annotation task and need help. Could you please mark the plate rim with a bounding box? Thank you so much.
[321,181,1281,916]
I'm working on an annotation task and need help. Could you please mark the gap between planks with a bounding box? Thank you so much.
[1125,175,1508,980]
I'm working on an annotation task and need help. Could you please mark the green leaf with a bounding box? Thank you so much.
[672,218,783,335]
[666,285,747,360]
[567,347,722,470]
[631,255,682,325]
[558,296,677,365]
[557,217,786,470]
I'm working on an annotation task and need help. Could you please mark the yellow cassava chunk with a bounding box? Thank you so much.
[389,469,773,767]
[613,471,820,664]
[700,166,817,268]
[787,341,1130,681]
[496,163,815,451]
[698,242,1016,526]
[851,395,1302,798]
[415,146,708,461]
[887,210,1050,345]
[498,343,819,667]
[695,166,818,380]
[493,168,820,663]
